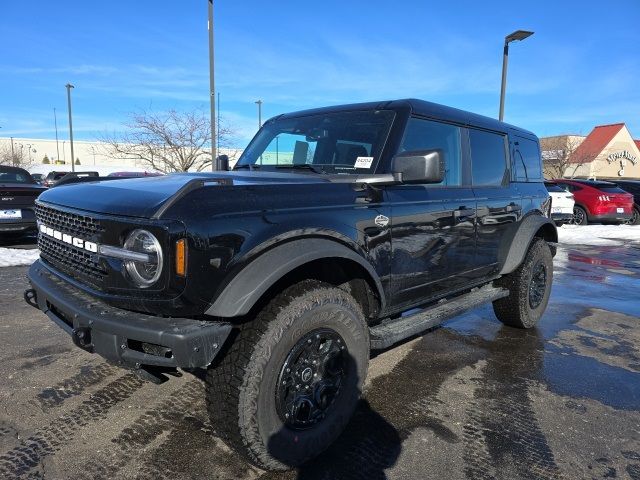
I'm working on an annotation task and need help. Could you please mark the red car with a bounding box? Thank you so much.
[553,179,634,225]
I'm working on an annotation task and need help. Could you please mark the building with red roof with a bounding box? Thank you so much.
[541,123,640,180]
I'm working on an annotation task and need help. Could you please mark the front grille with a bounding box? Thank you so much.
[35,203,107,288]
[38,235,107,286]
[35,203,104,237]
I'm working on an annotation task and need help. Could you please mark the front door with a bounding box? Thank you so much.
[386,117,477,311]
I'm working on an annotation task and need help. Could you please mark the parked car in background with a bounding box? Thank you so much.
[107,171,163,177]
[554,179,633,225]
[0,165,46,235]
[545,181,574,226]
[31,173,45,184]
[43,171,99,188]
[609,180,640,225]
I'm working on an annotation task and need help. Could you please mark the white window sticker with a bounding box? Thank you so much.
[354,156,374,169]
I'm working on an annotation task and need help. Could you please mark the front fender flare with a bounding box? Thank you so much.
[498,215,557,275]
[205,238,385,317]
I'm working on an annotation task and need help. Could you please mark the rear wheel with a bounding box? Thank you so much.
[629,206,640,225]
[205,280,369,471]
[571,206,588,225]
[493,238,553,329]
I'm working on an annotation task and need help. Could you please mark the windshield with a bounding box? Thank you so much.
[235,110,395,174]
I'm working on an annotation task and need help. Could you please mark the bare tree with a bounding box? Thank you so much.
[101,109,236,173]
[0,142,31,168]
[541,135,593,179]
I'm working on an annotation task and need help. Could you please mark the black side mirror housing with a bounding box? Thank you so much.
[217,154,230,171]
[391,149,444,184]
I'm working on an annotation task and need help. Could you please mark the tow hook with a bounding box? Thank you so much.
[72,327,93,350]
[24,289,38,309]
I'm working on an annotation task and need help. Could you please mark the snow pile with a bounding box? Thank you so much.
[0,247,40,267]
[557,225,640,246]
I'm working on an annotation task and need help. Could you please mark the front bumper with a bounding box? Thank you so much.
[26,260,232,370]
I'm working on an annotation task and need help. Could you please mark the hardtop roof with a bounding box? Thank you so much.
[274,98,537,139]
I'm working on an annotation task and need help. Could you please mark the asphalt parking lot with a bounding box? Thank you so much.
[0,242,639,480]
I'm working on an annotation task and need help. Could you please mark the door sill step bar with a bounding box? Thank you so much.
[370,284,509,350]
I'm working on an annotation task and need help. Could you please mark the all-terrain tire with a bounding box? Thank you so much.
[205,280,369,471]
[492,238,553,329]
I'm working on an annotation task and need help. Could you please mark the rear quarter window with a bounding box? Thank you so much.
[514,137,542,182]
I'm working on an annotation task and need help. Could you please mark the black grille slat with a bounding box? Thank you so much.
[35,203,104,237]
[35,204,107,289]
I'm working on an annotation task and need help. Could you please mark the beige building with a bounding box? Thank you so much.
[541,123,640,180]
[0,136,243,174]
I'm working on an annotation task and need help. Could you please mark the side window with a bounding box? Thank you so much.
[399,118,462,186]
[469,129,507,186]
[514,137,543,181]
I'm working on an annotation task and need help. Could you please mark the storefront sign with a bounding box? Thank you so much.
[607,150,637,165]
[606,150,637,176]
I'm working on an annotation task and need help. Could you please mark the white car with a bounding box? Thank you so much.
[545,181,575,225]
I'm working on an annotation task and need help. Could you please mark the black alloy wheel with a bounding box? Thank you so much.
[276,328,347,429]
[571,206,587,225]
[528,261,547,309]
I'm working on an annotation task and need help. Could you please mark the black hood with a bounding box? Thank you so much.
[37,171,332,218]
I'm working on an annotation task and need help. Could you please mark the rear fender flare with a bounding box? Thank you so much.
[205,238,385,317]
[498,215,557,275]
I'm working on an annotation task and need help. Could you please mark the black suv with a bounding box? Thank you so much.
[610,179,640,225]
[25,99,556,471]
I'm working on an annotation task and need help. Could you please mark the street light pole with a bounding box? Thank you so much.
[54,107,61,162]
[65,83,76,172]
[499,30,534,122]
[208,0,217,170]
[10,137,15,164]
[255,100,263,129]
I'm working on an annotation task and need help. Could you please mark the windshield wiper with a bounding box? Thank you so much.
[275,164,325,174]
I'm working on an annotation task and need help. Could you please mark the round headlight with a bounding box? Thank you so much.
[123,229,163,287]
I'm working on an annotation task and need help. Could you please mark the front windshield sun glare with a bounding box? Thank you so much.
[234,110,395,174]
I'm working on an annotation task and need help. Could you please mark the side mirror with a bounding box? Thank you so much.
[392,149,444,184]
[217,154,229,171]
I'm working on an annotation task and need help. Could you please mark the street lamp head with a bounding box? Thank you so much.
[65,83,75,89]
[505,30,534,44]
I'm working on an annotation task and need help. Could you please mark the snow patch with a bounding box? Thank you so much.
[558,224,640,246]
[0,247,40,267]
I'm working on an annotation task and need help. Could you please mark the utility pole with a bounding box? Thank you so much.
[255,100,263,129]
[208,0,217,170]
[65,83,76,172]
[54,107,61,162]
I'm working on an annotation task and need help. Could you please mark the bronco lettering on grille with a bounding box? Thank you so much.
[39,224,99,253]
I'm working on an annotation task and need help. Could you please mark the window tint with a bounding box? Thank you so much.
[469,129,507,186]
[558,183,580,193]
[544,182,565,193]
[399,118,462,186]
[599,186,628,194]
[514,137,542,181]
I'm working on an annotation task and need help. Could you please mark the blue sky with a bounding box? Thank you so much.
[1,1,639,147]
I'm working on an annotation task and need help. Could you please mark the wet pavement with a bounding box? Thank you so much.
[0,242,638,479]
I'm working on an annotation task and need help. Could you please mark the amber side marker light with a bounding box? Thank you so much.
[176,239,187,276]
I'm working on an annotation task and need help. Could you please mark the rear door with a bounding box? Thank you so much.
[386,117,476,309]
[470,128,521,275]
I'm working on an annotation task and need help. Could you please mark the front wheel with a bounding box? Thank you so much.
[205,280,369,471]
[493,238,553,329]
